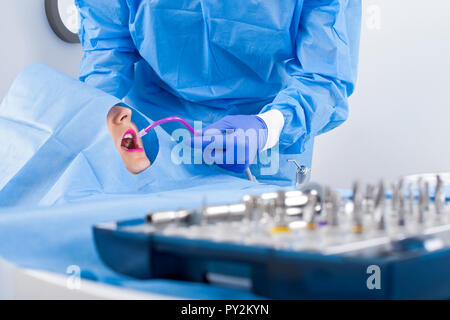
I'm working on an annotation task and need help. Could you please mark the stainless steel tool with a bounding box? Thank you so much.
[375,181,386,231]
[351,181,364,233]
[287,159,310,187]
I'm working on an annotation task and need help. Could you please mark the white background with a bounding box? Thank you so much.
[1,0,449,188]
[0,0,81,99]
[313,0,450,187]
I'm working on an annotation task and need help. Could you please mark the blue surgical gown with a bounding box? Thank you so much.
[76,0,361,182]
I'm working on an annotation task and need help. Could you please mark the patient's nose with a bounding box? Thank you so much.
[114,107,132,125]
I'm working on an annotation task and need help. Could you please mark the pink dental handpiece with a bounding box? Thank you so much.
[138,116,200,138]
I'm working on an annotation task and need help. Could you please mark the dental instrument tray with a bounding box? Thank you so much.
[93,178,450,299]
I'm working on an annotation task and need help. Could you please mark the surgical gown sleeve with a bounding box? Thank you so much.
[76,0,140,99]
[260,0,362,152]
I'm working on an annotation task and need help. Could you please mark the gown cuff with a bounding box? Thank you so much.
[256,109,285,151]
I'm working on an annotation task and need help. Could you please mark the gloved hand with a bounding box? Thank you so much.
[191,115,268,173]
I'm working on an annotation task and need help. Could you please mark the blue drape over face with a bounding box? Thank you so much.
[76,0,362,179]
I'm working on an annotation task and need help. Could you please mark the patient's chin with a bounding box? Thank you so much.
[126,159,151,175]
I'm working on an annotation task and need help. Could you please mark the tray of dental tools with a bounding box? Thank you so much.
[93,176,450,299]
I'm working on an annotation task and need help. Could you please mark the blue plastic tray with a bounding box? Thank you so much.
[93,218,450,299]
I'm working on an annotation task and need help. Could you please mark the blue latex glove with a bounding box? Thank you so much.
[191,115,268,173]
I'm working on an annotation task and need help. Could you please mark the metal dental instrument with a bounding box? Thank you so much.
[146,209,192,225]
[391,183,399,213]
[424,181,430,212]
[138,116,258,183]
[364,184,375,216]
[146,199,249,226]
[245,167,258,183]
[287,160,310,186]
[321,187,340,227]
[408,183,414,216]
[276,190,287,224]
[352,181,364,233]
[435,175,445,219]
[375,181,386,231]
[242,195,260,222]
[138,116,199,138]
[328,189,340,227]
[271,191,291,232]
[201,197,207,225]
[264,198,277,220]
[397,179,406,227]
[418,178,425,224]
[322,187,332,225]
[304,189,319,230]
[201,203,247,224]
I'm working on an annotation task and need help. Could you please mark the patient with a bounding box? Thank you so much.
[107,105,151,174]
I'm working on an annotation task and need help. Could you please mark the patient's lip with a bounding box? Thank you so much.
[124,148,144,153]
[121,129,144,153]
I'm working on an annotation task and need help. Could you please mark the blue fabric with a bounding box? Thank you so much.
[76,0,362,182]
[191,115,268,173]
[0,63,288,298]
[0,63,284,207]
[0,190,280,299]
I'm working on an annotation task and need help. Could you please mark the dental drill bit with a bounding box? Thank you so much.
[188,196,208,225]
[146,209,191,225]
[320,187,331,224]
[375,181,386,231]
[352,181,364,233]
[391,183,399,213]
[417,180,430,224]
[264,198,276,220]
[434,175,445,220]
[242,195,252,221]
[242,195,260,223]
[304,189,319,230]
[201,196,208,225]
[287,159,310,186]
[408,183,414,216]
[276,190,286,224]
[364,184,375,217]
[245,167,258,183]
[417,178,425,224]
[322,187,333,226]
[397,179,406,227]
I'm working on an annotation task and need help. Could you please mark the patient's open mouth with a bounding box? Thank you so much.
[121,129,144,152]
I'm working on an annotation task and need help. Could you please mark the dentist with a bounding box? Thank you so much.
[75,0,361,181]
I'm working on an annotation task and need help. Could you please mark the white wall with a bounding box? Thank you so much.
[313,0,450,188]
[0,0,81,99]
[1,0,449,189]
